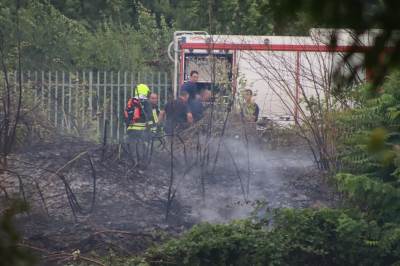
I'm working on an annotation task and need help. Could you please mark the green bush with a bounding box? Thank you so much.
[142,209,400,266]
[0,201,36,266]
[335,72,400,224]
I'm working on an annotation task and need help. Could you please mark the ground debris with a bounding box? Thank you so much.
[1,128,337,259]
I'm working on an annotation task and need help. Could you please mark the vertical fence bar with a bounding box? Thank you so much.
[97,71,100,139]
[13,70,17,96]
[48,71,51,121]
[27,70,30,99]
[150,72,154,92]
[68,73,72,131]
[62,72,65,131]
[41,71,44,108]
[20,71,23,95]
[103,71,107,142]
[110,71,114,141]
[33,71,37,136]
[55,71,58,128]
[21,71,24,94]
[5,71,8,92]
[157,71,161,101]
[124,72,127,106]
[117,71,121,142]
[34,71,38,105]
[75,71,79,130]
[130,72,134,96]
[124,71,127,136]
[135,72,138,92]
[89,71,93,115]
[164,72,168,104]
[82,71,86,127]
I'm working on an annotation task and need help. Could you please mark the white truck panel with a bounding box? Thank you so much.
[174,29,369,122]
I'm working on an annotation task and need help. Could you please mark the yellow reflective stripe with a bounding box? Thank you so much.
[127,121,154,131]
[127,123,146,130]
[127,122,153,127]
[152,109,159,123]
[127,126,146,130]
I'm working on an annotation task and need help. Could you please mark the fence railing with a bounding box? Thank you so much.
[4,71,172,143]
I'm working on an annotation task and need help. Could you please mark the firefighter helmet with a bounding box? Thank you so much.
[136,84,150,97]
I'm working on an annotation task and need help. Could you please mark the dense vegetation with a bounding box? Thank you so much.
[142,209,400,265]
[0,0,314,72]
[135,72,400,265]
[0,0,172,71]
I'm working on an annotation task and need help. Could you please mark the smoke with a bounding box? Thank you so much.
[174,135,315,223]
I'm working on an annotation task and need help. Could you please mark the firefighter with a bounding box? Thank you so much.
[242,89,260,122]
[125,84,153,133]
[149,92,161,132]
[124,84,153,165]
[148,92,166,149]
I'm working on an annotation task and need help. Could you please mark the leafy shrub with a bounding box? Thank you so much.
[0,201,36,266]
[142,209,400,266]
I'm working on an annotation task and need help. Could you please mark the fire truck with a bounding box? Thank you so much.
[168,29,376,123]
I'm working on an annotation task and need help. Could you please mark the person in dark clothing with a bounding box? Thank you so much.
[159,90,193,134]
[189,89,211,122]
[180,70,199,101]
[189,95,203,122]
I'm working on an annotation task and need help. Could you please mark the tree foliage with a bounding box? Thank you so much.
[335,71,400,224]
[0,0,316,72]
[272,0,400,87]
[0,0,173,71]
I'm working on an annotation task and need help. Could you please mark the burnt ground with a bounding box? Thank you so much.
[1,130,337,264]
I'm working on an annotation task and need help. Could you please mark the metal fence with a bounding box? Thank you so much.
[10,71,172,143]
